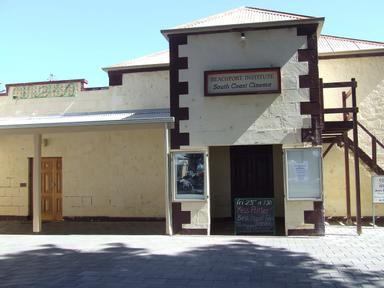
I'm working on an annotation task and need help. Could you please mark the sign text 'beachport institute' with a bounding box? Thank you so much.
[204,68,281,96]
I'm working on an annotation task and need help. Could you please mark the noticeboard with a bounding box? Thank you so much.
[372,176,384,204]
[234,198,275,235]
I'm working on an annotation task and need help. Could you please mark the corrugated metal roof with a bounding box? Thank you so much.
[0,109,172,129]
[174,6,312,29]
[105,34,384,70]
[103,50,169,71]
[319,35,384,53]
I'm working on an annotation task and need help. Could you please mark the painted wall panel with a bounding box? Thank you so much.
[0,71,169,117]
[177,28,310,147]
[0,127,165,217]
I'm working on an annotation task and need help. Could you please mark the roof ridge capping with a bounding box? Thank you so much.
[243,6,316,20]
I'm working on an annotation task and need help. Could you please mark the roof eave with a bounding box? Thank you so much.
[102,63,169,73]
[0,117,175,132]
[319,48,384,57]
[161,17,325,40]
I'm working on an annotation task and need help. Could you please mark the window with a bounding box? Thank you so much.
[285,148,322,200]
[172,152,206,200]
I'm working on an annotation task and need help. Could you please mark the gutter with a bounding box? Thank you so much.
[0,117,175,130]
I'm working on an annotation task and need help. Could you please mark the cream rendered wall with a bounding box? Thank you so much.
[178,28,310,147]
[0,135,31,216]
[0,127,165,217]
[323,143,384,217]
[285,201,315,232]
[319,57,384,161]
[209,146,231,218]
[0,71,169,117]
[175,28,311,232]
[319,56,384,216]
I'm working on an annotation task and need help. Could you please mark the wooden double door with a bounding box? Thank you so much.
[230,145,274,216]
[29,157,63,221]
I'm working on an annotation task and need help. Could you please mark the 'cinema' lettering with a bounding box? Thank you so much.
[205,68,281,96]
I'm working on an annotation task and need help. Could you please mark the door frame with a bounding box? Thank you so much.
[28,157,63,221]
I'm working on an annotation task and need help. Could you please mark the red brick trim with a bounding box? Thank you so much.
[171,202,207,235]
[169,34,190,149]
[287,201,325,236]
[288,229,317,236]
[63,216,165,222]
[297,24,322,145]
[0,216,29,221]
[172,202,190,234]
[178,228,208,235]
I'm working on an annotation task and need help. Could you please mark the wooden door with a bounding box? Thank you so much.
[41,158,62,221]
[230,145,274,216]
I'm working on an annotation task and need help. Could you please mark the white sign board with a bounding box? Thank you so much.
[285,148,322,201]
[372,176,384,203]
[204,68,281,96]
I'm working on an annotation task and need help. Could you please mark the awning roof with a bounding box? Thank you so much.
[0,109,173,130]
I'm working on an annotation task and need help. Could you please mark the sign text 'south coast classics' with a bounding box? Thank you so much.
[204,68,281,96]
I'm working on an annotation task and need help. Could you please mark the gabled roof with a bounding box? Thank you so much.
[103,7,384,71]
[173,6,314,29]
[161,8,323,39]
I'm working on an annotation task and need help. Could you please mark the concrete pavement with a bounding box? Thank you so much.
[0,226,383,287]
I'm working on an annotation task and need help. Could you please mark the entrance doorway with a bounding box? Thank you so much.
[230,145,274,216]
[28,157,63,221]
[210,145,285,235]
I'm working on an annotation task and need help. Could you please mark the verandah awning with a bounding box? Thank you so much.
[0,108,173,131]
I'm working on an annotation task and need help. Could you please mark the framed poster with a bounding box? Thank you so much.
[285,148,322,201]
[172,151,207,200]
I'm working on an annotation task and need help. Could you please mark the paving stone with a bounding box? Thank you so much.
[0,225,382,287]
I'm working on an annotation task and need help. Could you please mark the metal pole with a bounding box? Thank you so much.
[164,124,172,235]
[351,78,362,235]
[372,176,376,229]
[343,132,352,225]
[373,203,375,229]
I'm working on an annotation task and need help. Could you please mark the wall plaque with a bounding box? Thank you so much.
[204,68,281,96]
[11,82,78,100]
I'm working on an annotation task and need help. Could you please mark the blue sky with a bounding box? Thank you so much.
[1,0,383,89]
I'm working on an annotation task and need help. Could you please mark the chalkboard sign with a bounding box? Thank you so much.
[234,198,275,235]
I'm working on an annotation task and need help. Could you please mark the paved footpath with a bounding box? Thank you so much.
[0,226,383,288]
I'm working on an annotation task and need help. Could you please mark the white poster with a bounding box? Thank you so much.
[372,176,384,204]
[285,148,322,200]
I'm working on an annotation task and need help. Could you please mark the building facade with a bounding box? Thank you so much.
[1,7,383,236]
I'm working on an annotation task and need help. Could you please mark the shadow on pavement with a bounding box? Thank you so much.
[0,220,165,235]
[0,239,379,287]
